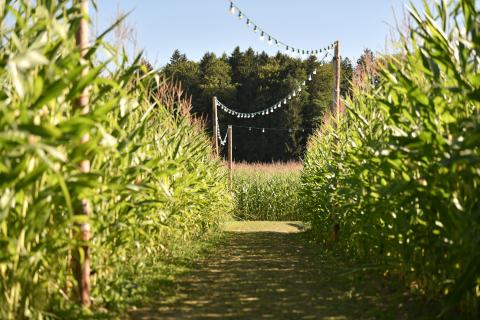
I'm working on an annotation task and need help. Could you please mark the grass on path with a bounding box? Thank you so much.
[128,222,437,320]
[222,221,309,233]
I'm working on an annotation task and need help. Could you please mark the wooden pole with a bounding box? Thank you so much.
[75,0,91,307]
[333,41,341,123]
[227,125,233,189]
[212,96,219,156]
[332,41,341,243]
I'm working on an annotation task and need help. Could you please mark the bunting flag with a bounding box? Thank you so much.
[217,124,229,146]
[215,52,327,119]
[228,1,336,56]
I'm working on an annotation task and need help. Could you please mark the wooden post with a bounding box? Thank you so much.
[332,41,341,243]
[212,96,219,156]
[333,41,341,123]
[227,125,233,189]
[75,0,91,307]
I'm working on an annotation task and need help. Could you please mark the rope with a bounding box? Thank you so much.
[222,124,317,133]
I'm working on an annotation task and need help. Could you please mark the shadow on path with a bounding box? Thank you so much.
[129,228,431,319]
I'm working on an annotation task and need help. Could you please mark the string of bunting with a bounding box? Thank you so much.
[215,52,328,119]
[227,0,336,56]
[218,125,228,146]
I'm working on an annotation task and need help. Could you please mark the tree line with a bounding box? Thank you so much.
[161,47,374,162]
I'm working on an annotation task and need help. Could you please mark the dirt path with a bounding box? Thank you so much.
[129,222,432,320]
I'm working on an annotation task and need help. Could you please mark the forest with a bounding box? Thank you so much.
[161,47,361,161]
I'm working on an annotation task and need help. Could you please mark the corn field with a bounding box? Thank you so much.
[301,0,479,316]
[232,162,303,221]
[2,0,480,318]
[0,1,232,318]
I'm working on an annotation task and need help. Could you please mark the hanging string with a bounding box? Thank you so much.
[217,123,228,146]
[216,65,312,118]
[216,52,328,119]
[227,124,317,133]
[227,0,336,56]
[215,110,229,146]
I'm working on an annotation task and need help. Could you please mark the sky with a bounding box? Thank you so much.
[96,0,425,67]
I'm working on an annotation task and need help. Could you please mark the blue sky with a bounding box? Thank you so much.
[96,0,425,67]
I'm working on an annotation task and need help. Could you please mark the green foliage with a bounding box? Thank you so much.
[233,163,302,221]
[0,1,232,318]
[301,0,480,317]
[163,47,354,162]
[163,50,201,95]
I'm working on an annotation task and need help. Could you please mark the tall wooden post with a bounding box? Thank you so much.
[212,96,219,156]
[227,125,233,189]
[333,41,341,123]
[332,41,341,243]
[75,0,91,307]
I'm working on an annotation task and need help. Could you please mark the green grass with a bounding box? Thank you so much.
[232,162,303,221]
[222,221,309,233]
[57,231,226,319]
[125,225,442,319]
[120,232,225,316]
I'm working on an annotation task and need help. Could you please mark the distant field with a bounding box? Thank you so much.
[232,162,303,221]
[233,162,303,174]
